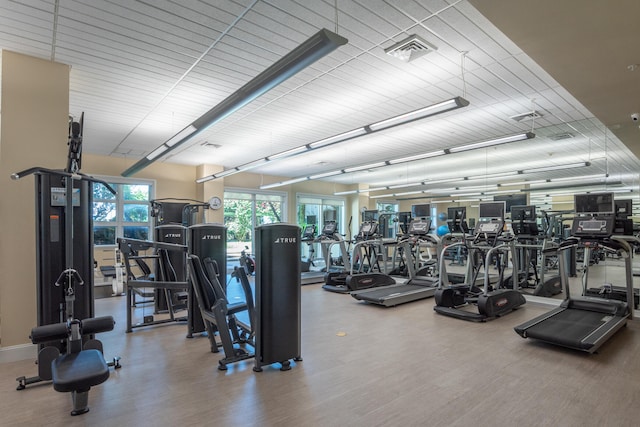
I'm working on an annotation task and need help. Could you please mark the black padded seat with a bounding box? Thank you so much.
[51,349,110,393]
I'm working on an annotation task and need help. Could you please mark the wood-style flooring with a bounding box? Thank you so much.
[1,263,639,427]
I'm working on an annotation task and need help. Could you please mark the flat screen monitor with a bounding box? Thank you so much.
[493,194,527,213]
[447,207,468,233]
[411,204,431,218]
[511,205,536,221]
[362,210,379,222]
[574,192,615,215]
[615,199,633,218]
[479,201,506,220]
[447,207,466,221]
[398,211,412,234]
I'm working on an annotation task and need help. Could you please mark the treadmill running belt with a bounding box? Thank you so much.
[354,284,423,301]
[524,309,616,350]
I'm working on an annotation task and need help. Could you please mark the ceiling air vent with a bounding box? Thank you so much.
[384,35,437,62]
[200,141,222,149]
[549,132,575,141]
[509,111,543,122]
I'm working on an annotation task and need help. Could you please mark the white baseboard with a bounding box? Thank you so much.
[0,343,37,363]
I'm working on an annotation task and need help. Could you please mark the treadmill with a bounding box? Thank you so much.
[350,219,439,307]
[514,193,634,353]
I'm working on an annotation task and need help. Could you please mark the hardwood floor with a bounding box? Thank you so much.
[1,265,639,427]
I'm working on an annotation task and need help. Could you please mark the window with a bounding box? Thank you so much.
[297,195,345,234]
[93,180,153,245]
[224,189,287,255]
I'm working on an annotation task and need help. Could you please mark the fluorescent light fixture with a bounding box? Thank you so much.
[447,132,535,153]
[214,168,239,178]
[342,162,388,173]
[501,179,547,186]
[388,182,423,189]
[260,176,309,189]
[394,190,425,196]
[196,96,469,184]
[309,171,342,179]
[237,159,270,171]
[519,161,590,174]
[454,192,482,197]
[196,175,215,184]
[146,145,169,161]
[308,127,368,149]
[370,193,396,199]
[267,146,310,160]
[166,125,198,147]
[387,150,445,164]
[368,97,469,131]
[548,173,607,183]
[483,189,522,195]
[333,190,361,196]
[122,28,348,177]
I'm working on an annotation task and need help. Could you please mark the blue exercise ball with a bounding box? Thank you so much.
[438,212,447,221]
[437,224,449,236]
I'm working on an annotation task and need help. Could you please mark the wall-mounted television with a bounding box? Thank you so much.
[362,210,379,222]
[447,207,468,233]
[574,192,615,215]
[511,205,536,221]
[615,199,633,218]
[411,204,431,218]
[479,201,506,220]
[447,206,466,221]
[493,194,527,213]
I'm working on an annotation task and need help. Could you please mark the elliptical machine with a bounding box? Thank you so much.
[433,203,525,322]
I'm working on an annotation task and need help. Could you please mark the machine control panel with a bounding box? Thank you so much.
[408,219,431,235]
[475,222,502,235]
[571,217,614,237]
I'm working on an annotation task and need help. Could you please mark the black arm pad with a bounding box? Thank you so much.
[82,316,115,335]
[30,323,69,344]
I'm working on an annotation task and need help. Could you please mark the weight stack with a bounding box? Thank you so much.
[254,223,302,372]
[187,224,227,336]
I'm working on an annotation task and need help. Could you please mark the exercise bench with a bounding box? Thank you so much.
[28,316,116,415]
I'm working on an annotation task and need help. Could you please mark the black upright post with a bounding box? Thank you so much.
[36,173,94,341]
[154,225,187,312]
[253,223,302,372]
[187,224,227,336]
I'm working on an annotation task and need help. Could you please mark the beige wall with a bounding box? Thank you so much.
[0,51,70,346]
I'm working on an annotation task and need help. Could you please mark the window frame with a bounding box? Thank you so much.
[92,176,155,246]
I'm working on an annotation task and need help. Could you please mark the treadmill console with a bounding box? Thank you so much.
[302,224,316,241]
[322,221,337,237]
[408,219,431,235]
[357,221,378,240]
[475,222,502,235]
[571,217,614,238]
